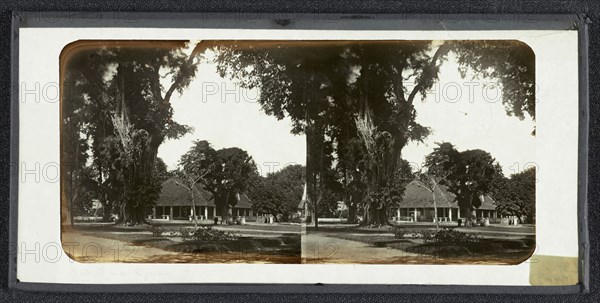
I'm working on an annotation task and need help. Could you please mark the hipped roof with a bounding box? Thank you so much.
[292,180,498,211]
[156,178,252,209]
[400,180,496,210]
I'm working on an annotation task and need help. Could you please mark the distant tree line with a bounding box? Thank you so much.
[245,164,305,221]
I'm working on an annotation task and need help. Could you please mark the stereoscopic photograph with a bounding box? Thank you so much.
[60,39,536,265]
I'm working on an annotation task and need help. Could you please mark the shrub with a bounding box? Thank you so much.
[147,225,163,237]
[431,228,479,244]
[392,226,406,239]
[392,227,439,241]
[172,227,193,240]
[188,225,239,242]
[419,230,434,242]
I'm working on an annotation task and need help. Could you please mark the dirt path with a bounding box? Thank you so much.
[61,230,301,264]
[61,231,178,263]
[63,229,419,264]
[302,233,421,264]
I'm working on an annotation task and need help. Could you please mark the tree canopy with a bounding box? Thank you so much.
[425,142,503,224]
[246,164,305,220]
[492,167,536,223]
[214,40,534,226]
[61,41,204,224]
[179,140,257,222]
[62,39,535,226]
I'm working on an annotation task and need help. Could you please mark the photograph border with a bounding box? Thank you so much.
[8,12,589,294]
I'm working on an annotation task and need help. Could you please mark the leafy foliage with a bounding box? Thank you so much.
[147,225,164,237]
[451,40,535,120]
[214,40,533,226]
[246,165,305,220]
[420,230,435,242]
[431,228,479,244]
[392,227,479,245]
[63,39,535,226]
[62,41,203,223]
[188,226,239,242]
[393,227,407,239]
[363,159,415,225]
[179,140,257,220]
[425,142,502,221]
[147,225,239,242]
[492,167,536,222]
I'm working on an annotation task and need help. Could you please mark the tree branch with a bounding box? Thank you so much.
[407,42,451,105]
[163,42,205,103]
[172,179,191,191]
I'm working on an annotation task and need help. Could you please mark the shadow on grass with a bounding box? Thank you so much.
[403,237,536,264]
[328,232,536,264]
[166,236,300,255]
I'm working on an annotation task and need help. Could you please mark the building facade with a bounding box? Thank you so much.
[390,180,498,223]
[152,178,254,221]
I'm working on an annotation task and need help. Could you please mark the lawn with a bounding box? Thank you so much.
[63,223,301,263]
[312,224,536,264]
[64,222,535,264]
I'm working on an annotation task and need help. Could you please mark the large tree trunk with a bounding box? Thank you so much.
[190,189,198,228]
[432,190,439,229]
[214,191,232,224]
[62,175,75,226]
[308,123,329,228]
[120,199,147,224]
[305,117,318,229]
[226,204,233,224]
[346,195,357,224]
[363,203,389,227]
[112,64,163,225]
[102,199,112,222]
[63,132,82,226]
[129,142,160,224]
[459,191,477,227]
[361,202,370,226]
[464,206,476,226]
[61,192,72,226]
[341,169,357,224]
[347,203,356,224]
[68,191,77,226]
[348,183,362,224]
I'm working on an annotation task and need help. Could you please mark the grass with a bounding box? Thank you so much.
[332,234,417,251]
[168,236,300,255]
[323,225,536,264]
[65,223,302,263]
[65,221,535,264]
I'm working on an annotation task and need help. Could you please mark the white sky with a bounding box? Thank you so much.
[402,54,536,177]
[157,59,306,176]
[158,49,535,177]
